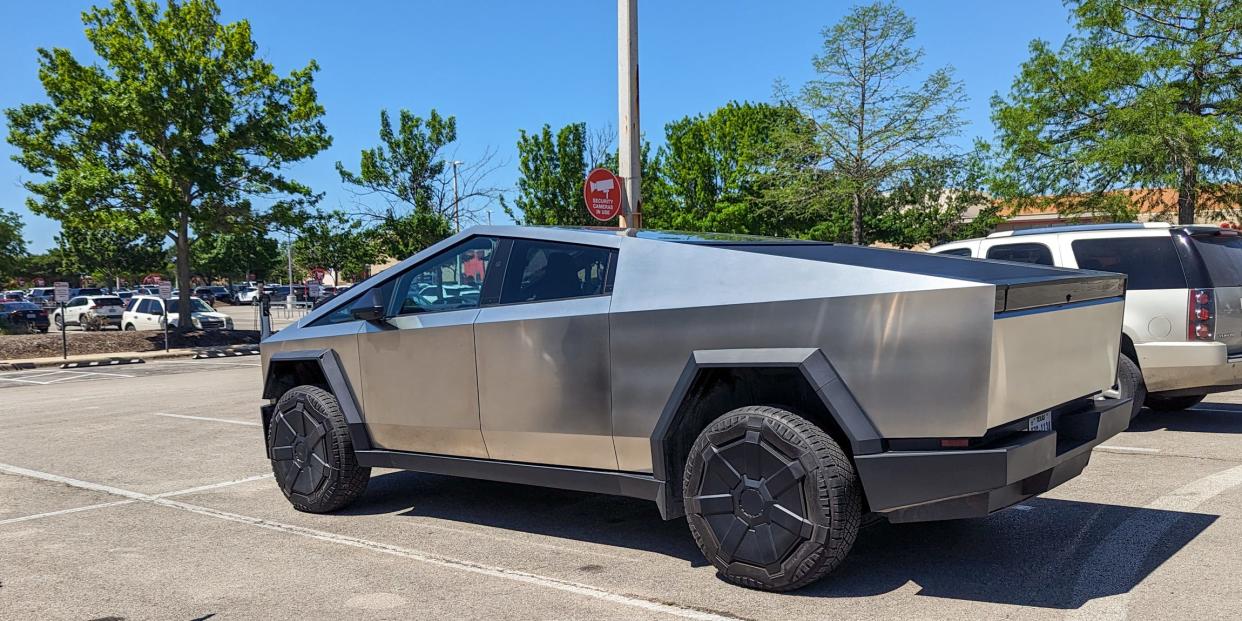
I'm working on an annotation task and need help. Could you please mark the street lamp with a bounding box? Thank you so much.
[451,160,463,232]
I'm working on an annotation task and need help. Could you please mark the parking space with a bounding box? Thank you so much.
[1,359,1240,619]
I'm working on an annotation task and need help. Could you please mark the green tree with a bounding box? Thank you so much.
[776,2,966,244]
[503,123,596,226]
[0,209,26,283]
[992,0,1242,224]
[192,229,282,284]
[292,211,379,284]
[5,0,331,328]
[57,222,166,287]
[647,102,809,235]
[338,109,498,259]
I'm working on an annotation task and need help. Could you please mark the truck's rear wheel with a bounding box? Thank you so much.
[1145,393,1205,411]
[683,405,861,591]
[1116,354,1145,421]
[268,385,370,513]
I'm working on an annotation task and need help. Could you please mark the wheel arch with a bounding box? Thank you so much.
[262,349,372,454]
[1119,330,1139,368]
[649,348,882,519]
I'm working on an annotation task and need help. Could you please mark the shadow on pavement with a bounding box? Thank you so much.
[347,472,1216,608]
[1128,402,1242,434]
[344,470,707,565]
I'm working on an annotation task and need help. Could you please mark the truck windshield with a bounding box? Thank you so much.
[1190,232,1242,287]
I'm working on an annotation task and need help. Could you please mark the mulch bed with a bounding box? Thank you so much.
[0,330,260,361]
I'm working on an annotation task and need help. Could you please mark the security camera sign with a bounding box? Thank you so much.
[583,168,623,222]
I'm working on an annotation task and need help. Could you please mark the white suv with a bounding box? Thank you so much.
[121,295,234,331]
[931,223,1242,418]
[50,295,126,330]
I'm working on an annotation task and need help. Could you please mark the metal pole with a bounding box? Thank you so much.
[162,301,169,352]
[617,0,642,228]
[60,302,67,360]
[285,232,295,311]
[451,160,463,232]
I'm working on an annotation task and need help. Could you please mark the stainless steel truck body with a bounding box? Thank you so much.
[259,225,1130,590]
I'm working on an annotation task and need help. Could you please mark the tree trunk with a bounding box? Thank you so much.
[1177,160,1198,225]
[175,209,193,331]
[851,192,864,245]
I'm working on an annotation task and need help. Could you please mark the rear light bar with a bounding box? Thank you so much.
[1189,288,1215,341]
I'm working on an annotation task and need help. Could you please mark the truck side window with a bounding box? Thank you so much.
[936,248,972,257]
[499,240,613,304]
[1072,237,1187,289]
[986,243,1054,265]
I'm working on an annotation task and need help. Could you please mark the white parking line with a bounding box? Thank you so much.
[0,462,737,621]
[1067,463,1242,621]
[0,369,134,385]
[153,413,261,427]
[0,500,136,526]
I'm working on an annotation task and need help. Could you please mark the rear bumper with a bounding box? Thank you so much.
[853,396,1130,523]
[1135,341,1242,393]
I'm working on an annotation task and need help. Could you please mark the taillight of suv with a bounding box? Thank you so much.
[1189,288,1215,341]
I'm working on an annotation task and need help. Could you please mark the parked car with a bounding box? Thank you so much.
[73,287,105,297]
[50,295,125,330]
[0,301,50,333]
[931,222,1242,418]
[236,287,261,304]
[259,226,1130,591]
[121,295,235,331]
[26,287,58,307]
[3,290,25,301]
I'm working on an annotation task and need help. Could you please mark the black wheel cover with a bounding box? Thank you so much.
[687,417,819,572]
[269,399,334,498]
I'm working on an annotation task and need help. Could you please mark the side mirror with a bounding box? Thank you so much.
[350,288,387,322]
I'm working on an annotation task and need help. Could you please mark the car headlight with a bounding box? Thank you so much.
[225,318,234,329]
[192,318,202,328]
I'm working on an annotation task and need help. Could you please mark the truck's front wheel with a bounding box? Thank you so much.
[683,405,861,591]
[268,385,370,513]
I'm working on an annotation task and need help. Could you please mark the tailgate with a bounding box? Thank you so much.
[986,292,1125,430]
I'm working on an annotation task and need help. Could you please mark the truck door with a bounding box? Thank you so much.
[356,236,500,458]
[474,238,618,469]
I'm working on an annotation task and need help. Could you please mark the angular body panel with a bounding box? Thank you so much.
[261,225,1128,525]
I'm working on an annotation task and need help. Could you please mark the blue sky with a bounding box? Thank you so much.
[0,1,1074,252]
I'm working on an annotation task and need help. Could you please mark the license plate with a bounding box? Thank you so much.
[1028,412,1052,432]
[25,312,36,319]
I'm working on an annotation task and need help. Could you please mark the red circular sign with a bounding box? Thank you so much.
[583,168,622,222]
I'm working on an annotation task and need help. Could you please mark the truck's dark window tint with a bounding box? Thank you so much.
[500,240,612,304]
[936,248,972,257]
[1072,237,1187,290]
[986,243,1054,265]
[393,237,498,314]
[1189,233,1242,287]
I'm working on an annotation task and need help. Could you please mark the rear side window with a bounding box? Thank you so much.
[986,243,1054,265]
[1072,237,1187,290]
[1189,233,1242,287]
[936,248,973,257]
[499,240,613,304]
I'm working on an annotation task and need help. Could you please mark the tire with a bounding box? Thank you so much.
[53,314,63,329]
[267,385,370,513]
[683,405,862,592]
[124,323,136,331]
[1116,354,1146,421]
[1145,393,1206,412]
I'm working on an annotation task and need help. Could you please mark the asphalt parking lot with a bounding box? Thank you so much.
[1,360,1240,620]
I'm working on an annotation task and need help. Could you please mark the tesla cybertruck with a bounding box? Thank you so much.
[259,226,1130,591]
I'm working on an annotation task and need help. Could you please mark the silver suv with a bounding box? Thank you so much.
[932,222,1242,417]
[260,226,1129,591]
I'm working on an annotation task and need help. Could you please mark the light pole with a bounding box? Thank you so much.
[285,231,295,311]
[617,0,642,228]
[451,160,463,232]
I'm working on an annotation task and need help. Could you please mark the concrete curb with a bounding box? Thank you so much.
[193,347,261,359]
[0,349,198,371]
[61,357,146,369]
